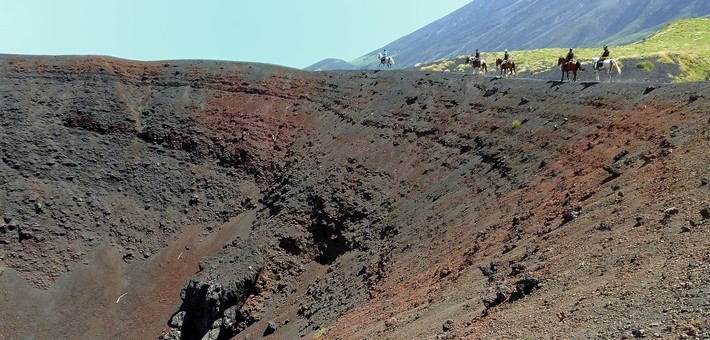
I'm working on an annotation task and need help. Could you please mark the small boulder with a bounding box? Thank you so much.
[478,262,498,281]
[632,328,646,338]
[663,207,679,216]
[510,263,526,276]
[483,285,508,310]
[603,164,623,177]
[511,275,541,300]
[169,311,186,328]
[613,150,629,162]
[442,319,454,332]
[263,321,278,336]
[700,207,709,220]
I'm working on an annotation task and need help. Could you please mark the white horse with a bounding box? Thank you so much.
[378,53,395,69]
[465,56,488,74]
[591,57,622,82]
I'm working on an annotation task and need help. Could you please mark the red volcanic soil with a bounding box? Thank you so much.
[0,55,708,339]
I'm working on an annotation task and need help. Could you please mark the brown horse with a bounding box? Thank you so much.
[495,58,516,77]
[465,56,488,74]
[557,57,583,82]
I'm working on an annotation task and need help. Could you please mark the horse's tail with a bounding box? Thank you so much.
[576,61,583,71]
[389,57,395,65]
[613,60,622,74]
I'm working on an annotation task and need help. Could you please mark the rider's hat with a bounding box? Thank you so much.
[504,49,508,52]
[604,45,608,49]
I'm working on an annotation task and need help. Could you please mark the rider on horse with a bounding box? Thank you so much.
[381,49,388,62]
[598,45,610,67]
[473,48,481,65]
[503,49,510,65]
[601,45,609,59]
[565,48,575,65]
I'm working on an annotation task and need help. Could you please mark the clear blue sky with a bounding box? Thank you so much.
[1,0,472,69]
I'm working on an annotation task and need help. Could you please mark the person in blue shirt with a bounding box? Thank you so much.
[382,49,388,57]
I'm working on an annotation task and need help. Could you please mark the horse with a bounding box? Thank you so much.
[495,58,516,77]
[557,57,583,82]
[378,53,395,69]
[465,56,488,74]
[591,57,622,82]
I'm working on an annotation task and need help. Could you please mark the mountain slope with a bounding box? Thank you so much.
[419,18,710,82]
[351,0,710,68]
[304,58,357,71]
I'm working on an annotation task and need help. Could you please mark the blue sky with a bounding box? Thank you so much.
[1,0,472,69]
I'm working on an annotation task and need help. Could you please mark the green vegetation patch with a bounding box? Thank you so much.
[313,326,328,339]
[415,18,710,82]
[636,60,655,71]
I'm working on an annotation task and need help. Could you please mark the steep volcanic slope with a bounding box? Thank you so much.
[0,56,708,339]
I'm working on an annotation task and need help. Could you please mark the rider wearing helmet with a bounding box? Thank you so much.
[504,49,510,61]
[565,48,575,64]
[473,48,481,64]
[383,49,388,57]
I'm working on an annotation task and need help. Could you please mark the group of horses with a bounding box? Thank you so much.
[462,54,621,81]
[555,56,622,82]
[464,56,517,77]
[378,52,622,82]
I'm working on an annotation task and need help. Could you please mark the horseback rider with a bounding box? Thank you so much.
[503,49,510,65]
[600,45,610,59]
[565,48,575,64]
[597,45,609,68]
[381,49,388,63]
[473,48,481,65]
